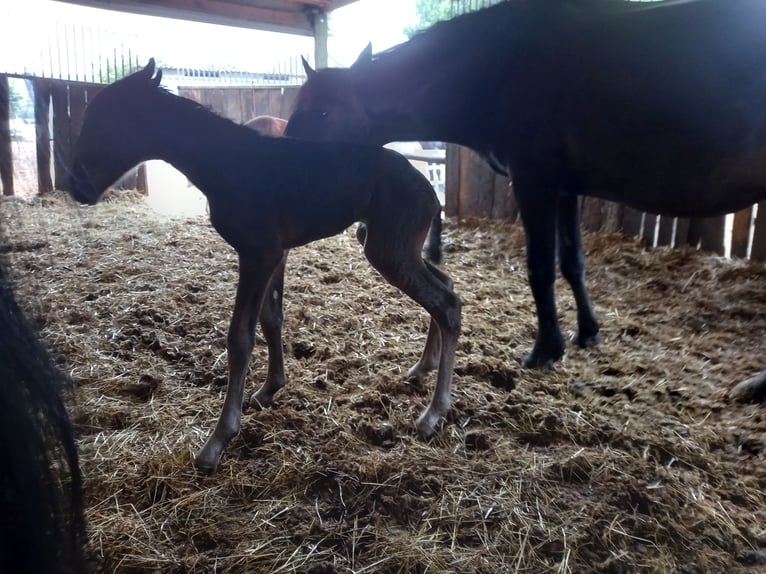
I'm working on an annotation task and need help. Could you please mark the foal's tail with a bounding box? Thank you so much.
[424,210,443,266]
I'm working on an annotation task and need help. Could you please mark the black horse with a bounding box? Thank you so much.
[286,0,766,399]
[0,261,86,573]
[69,60,461,473]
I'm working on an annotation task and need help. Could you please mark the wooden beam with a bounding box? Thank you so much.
[53,0,315,35]
[311,8,328,68]
[34,79,53,195]
[0,75,13,197]
[730,207,754,258]
[51,83,72,192]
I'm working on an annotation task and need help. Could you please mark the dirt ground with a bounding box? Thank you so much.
[1,192,765,573]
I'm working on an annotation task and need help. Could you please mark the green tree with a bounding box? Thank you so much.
[405,0,452,38]
[8,82,32,121]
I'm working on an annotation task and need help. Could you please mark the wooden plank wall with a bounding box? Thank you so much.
[179,86,301,125]
[445,144,766,261]
[0,76,145,197]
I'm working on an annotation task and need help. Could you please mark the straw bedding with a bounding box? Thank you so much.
[2,192,765,573]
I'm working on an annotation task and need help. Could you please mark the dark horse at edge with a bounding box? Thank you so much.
[285,0,766,401]
[69,61,461,473]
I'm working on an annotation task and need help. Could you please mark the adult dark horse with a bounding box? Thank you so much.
[286,0,766,400]
[69,60,461,473]
[0,263,86,573]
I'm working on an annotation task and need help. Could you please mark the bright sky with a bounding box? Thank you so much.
[0,0,417,74]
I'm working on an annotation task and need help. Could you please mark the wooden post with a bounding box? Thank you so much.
[750,203,766,260]
[730,207,754,258]
[601,201,624,233]
[0,75,12,196]
[51,83,72,192]
[656,216,675,246]
[688,216,726,255]
[622,207,643,237]
[444,144,460,217]
[311,9,328,69]
[34,79,53,195]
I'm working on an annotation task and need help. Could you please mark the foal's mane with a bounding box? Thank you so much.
[152,85,257,139]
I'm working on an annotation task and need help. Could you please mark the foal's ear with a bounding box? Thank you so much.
[352,43,373,67]
[301,56,315,78]
[143,58,156,77]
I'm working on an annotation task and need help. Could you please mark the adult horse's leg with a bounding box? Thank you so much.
[557,194,600,348]
[517,182,565,369]
[250,252,288,408]
[363,220,461,438]
[195,249,284,473]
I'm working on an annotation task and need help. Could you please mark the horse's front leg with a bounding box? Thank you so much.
[250,252,288,408]
[195,250,283,473]
[517,184,565,369]
[558,194,600,348]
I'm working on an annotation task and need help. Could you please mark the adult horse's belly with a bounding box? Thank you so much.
[568,129,766,218]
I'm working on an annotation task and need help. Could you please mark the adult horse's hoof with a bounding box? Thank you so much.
[194,435,230,474]
[522,350,557,370]
[730,371,766,403]
[577,331,601,349]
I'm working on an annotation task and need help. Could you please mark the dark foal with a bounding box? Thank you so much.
[286,0,766,400]
[69,60,461,473]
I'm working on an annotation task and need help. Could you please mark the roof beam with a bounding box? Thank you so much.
[52,0,318,35]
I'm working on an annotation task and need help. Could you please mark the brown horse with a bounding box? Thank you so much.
[285,0,766,402]
[69,60,462,473]
[244,115,287,137]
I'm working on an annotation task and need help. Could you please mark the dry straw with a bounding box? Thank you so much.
[1,192,765,573]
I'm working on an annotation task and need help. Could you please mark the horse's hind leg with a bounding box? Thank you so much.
[195,249,283,473]
[407,261,452,381]
[251,252,288,408]
[363,222,461,438]
[357,220,447,382]
[558,194,599,348]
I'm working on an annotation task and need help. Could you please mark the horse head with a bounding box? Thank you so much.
[286,45,381,143]
[70,59,162,204]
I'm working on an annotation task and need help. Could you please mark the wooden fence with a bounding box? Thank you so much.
[4,75,766,262]
[178,86,301,125]
[445,144,766,260]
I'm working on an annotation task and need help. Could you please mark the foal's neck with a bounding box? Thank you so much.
[145,93,246,190]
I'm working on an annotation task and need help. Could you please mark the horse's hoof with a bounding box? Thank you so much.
[407,363,431,383]
[522,351,556,370]
[577,332,601,349]
[249,392,272,410]
[415,409,441,439]
[194,436,230,474]
[730,372,766,403]
[193,454,219,475]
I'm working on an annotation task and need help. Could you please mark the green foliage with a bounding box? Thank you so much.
[8,82,32,121]
[405,0,452,38]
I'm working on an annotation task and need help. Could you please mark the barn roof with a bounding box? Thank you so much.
[50,0,360,36]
